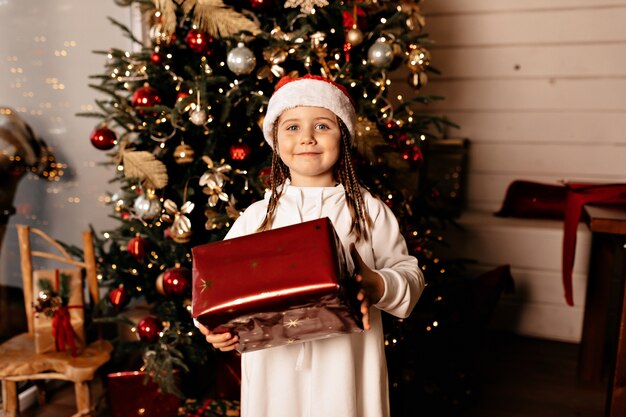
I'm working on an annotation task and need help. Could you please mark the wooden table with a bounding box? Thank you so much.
[579,204,626,417]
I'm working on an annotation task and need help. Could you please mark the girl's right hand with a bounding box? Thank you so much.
[193,319,239,352]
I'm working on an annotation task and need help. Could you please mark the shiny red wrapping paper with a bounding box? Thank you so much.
[191,217,363,353]
[107,371,181,417]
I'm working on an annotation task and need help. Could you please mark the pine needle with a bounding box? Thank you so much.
[122,150,169,189]
[107,17,145,47]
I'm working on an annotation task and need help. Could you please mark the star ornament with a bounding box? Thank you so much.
[200,279,212,292]
[284,318,302,328]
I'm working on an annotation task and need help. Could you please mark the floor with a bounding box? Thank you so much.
[465,331,607,417]
[3,332,608,417]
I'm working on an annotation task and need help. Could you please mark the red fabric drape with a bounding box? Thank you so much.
[562,184,626,305]
[52,306,78,356]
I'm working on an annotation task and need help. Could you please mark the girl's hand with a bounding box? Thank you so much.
[193,319,239,352]
[350,244,385,331]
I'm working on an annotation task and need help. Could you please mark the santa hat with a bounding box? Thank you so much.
[262,74,356,148]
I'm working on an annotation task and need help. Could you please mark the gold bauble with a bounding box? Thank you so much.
[400,2,426,32]
[155,273,165,295]
[347,28,364,46]
[173,143,195,165]
[183,298,193,315]
[172,228,192,244]
[407,71,428,90]
[407,47,431,73]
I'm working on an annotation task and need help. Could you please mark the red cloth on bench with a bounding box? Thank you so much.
[562,184,626,305]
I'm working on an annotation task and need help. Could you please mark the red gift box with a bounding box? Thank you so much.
[191,218,363,353]
[107,371,181,417]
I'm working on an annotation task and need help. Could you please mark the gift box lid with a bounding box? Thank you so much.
[191,218,348,328]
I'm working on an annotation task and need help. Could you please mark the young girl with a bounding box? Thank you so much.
[195,74,425,417]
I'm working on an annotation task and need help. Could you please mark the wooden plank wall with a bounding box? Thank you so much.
[390,0,626,341]
[403,0,626,212]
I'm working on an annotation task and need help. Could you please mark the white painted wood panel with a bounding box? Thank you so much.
[490,300,584,342]
[459,264,588,306]
[405,0,626,342]
[444,212,592,274]
[443,212,591,342]
[507,268,588,306]
[430,44,626,79]
[469,143,626,177]
[426,0,626,15]
[418,112,626,145]
[419,79,626,111]
[426,8,626,46]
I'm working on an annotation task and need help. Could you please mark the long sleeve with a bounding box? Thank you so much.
[223,201,267,240]
[370,199,425,318]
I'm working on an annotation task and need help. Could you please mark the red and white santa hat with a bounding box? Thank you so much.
[262,74,356,148]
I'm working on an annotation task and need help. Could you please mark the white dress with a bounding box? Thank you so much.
[224,182,425,417]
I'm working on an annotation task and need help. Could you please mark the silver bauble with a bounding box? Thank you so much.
[347,28,364,46]
[189,108,208,126]
[367,39,394,68]
[133,195,162,220]
[227,42,257,75]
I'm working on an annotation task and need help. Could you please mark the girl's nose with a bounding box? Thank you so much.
[299,128,316,145]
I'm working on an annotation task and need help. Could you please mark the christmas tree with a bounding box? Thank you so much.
[83,0,457,414]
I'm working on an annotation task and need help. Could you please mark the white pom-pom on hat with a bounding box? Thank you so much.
[262,74,356,148]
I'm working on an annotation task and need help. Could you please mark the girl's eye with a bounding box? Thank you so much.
[316,123,329,130]
[286,125,299,131]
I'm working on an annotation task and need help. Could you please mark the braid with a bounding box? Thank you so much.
[336,119,372,241]
[258,124,289,232]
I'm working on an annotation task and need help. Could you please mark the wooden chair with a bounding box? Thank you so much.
[0,225,112,417]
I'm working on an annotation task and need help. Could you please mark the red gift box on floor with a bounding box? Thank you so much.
[191,217,363,353]
[107,371,181,417]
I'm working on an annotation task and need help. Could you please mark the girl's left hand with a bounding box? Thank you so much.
[350,244,385,330]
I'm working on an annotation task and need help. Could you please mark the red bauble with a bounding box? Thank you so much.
[176,91,190,103]
[162,265,191,297]
[342,8,367,32]
[402,145,424,163]
[185,29,214,54]
[229,143,251,161]
[127,234,148,262]
[90,127,117,150]
[150,51,165,65]
[250,0,273,10]
[137,316,163,343]
[131,85,162,112]
[109,284,129,311]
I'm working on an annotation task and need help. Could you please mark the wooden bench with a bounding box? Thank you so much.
[443,210,591,343]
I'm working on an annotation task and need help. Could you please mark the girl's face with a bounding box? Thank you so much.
[276,106,341,187]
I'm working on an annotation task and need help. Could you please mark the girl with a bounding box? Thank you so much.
[196,74,425,417]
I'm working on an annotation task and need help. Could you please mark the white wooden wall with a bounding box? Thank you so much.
[394,0,626,342]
